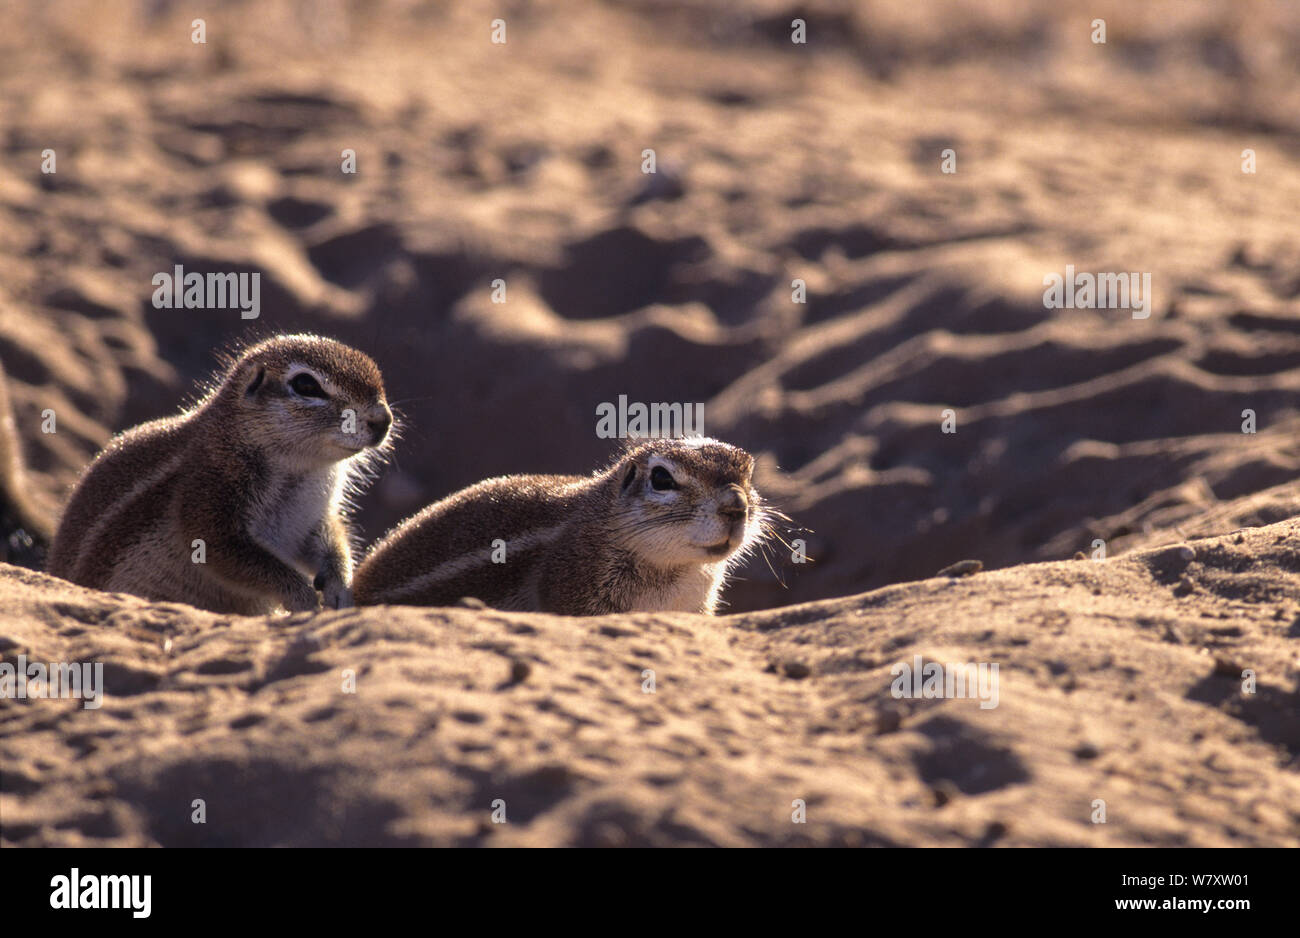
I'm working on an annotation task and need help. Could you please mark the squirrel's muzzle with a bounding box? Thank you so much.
[716,485,748,522]
[367,407,393,445]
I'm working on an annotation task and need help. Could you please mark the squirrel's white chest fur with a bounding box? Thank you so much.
[250,468,342,571]
[629,563,724,614]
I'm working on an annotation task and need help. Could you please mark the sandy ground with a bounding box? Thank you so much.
[1,0,1299,845]
[3,519,1298,846]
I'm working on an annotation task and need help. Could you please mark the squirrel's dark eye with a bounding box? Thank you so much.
[288,373,327,399]
[650,466,677,491]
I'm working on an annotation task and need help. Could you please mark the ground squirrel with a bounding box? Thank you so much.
[48,334,393,614]
[353,437,772,615]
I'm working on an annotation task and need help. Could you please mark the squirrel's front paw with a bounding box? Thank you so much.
[316,572,354,610]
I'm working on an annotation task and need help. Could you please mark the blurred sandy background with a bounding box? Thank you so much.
[3,0,1300,609]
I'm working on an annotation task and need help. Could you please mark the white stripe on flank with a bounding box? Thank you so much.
[381,524,568,601]
[76,447,190,574]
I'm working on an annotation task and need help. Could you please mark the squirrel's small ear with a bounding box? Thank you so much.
[245,367,265,397]
[621,462,637,491]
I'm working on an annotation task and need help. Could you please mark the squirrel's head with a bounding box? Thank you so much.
[607,437,765,567]
[222,335,393,468]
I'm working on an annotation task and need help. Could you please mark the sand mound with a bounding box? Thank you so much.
[3,518,1297,847]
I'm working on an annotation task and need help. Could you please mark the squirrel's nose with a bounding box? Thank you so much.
[367,408,392,440]
[717,485,748,521]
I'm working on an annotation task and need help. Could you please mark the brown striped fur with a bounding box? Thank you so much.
[353,437,771,615]
[48,335,392,614]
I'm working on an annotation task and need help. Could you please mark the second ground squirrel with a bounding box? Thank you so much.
[354,437,771,615]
